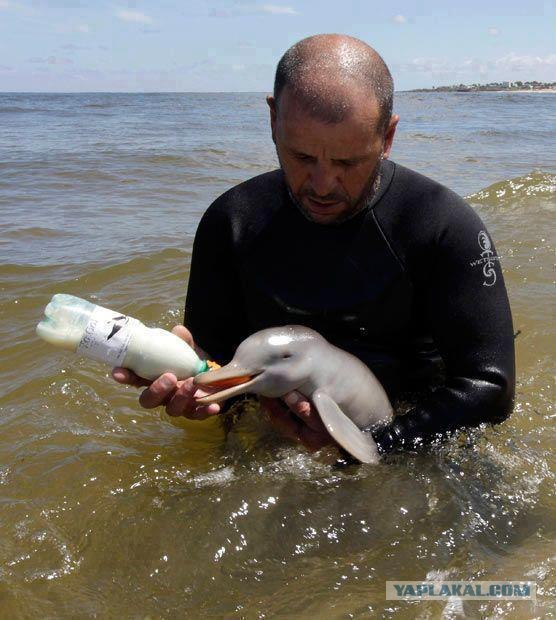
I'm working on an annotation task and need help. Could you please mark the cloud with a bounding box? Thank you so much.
[397,52,556,83]
[210,4,298,17]
[403,57,453,74]
[116,9,153,24]
[0,0,37,14]
[28,56,73,65]
[53,23,91,35]
[495,52,556,71]
[0,0,28,11]
[393,14,406,24]
[175,57,272,83]
[260,4,298,14]
[488,27,499,36]
[397,56,491,79]
[209,8,231,17]
[460,58,489,74]
[60,43,88,50]
[59,43,108,52]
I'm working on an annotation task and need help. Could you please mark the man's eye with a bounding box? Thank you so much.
[295,154,313,162]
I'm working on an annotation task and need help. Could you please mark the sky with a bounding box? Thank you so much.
[1,0,555,92]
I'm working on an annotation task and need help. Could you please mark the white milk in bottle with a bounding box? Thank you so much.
[36,294,208,380]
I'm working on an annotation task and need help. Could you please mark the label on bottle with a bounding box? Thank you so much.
[77,306,138,367]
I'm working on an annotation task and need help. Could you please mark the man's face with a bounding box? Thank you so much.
[268,87,398,225]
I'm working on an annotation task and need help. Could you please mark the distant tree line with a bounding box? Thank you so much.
[410,80,556,92]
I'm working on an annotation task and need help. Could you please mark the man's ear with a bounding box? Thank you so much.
[266,94,277,144]
[382,114,399,160]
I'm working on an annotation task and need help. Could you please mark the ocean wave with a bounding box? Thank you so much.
[52,169,120,181]
[466,171,556,209]
[136,153,204,167]
[0,106,51,114]
[406,132,454,142]
[0,246,189,278]
[2,227,72,239]
[0,246,192,326]
[478,129,509,137]
[83,103,117,109]
[0,106,77,116]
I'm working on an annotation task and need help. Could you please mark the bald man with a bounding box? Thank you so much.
[114,35,515,456]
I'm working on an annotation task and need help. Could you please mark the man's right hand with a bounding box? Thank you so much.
[111,325,221,420]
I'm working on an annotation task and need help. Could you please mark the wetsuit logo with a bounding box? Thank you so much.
[469,230,498,287]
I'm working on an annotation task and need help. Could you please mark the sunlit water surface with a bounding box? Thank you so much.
[0,92,554,618]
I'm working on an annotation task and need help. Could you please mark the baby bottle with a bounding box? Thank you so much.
[36,294,208,380]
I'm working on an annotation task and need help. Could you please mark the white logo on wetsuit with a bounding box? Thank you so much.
[469,230,499,287]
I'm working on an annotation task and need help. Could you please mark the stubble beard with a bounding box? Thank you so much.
[280,154,383,226]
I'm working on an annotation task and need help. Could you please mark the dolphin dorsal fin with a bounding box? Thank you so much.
[312,390,380,464]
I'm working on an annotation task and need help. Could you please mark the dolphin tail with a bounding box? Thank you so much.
[312,390,380,464]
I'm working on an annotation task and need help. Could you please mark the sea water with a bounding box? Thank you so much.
[0,92,554,617]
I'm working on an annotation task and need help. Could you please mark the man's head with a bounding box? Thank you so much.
[267,34,399,225]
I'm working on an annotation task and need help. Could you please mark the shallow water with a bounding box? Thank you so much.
[0,92,554,617]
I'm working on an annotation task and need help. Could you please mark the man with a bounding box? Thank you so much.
[113,34,515,456]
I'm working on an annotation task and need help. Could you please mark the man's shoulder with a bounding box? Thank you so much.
[195,169,289,246]
[207,169,286,218]
[380,160,477,231]
[388,161,467,211]
[376,161,484,267]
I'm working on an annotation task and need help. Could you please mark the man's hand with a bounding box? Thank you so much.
[112,325,221,420]
[261,391,335,452]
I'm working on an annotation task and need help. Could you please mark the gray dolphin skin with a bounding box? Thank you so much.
[194,326,393,463]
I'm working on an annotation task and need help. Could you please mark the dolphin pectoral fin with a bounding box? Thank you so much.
[312,390,380,465]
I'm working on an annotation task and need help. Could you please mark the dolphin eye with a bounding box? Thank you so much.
[282,353,292,359]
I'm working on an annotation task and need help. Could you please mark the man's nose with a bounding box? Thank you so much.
[309,162,338,197]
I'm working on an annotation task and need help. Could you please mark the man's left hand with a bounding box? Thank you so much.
[261,391,335,452]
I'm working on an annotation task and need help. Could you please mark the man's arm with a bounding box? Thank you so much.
[373,202,515,453]
[184,200,249,364]
[112,197,248,419]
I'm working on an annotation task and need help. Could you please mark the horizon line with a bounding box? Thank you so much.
[0,89,531,95]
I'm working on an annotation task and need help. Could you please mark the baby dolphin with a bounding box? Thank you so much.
[194,326,393,463]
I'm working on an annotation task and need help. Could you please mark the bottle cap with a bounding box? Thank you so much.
[197,359,221,374]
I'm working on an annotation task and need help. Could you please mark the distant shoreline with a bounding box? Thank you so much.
[406,89,556,94]
[493,89,556,93]
[1,88,555,95]
[409,88,556,93]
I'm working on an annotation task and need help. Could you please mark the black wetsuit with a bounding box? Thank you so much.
[185,160,515,453]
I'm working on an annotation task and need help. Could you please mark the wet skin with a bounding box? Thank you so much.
[267,85,398,225]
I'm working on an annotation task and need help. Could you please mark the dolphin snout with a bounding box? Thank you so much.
[194,363,262,404]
